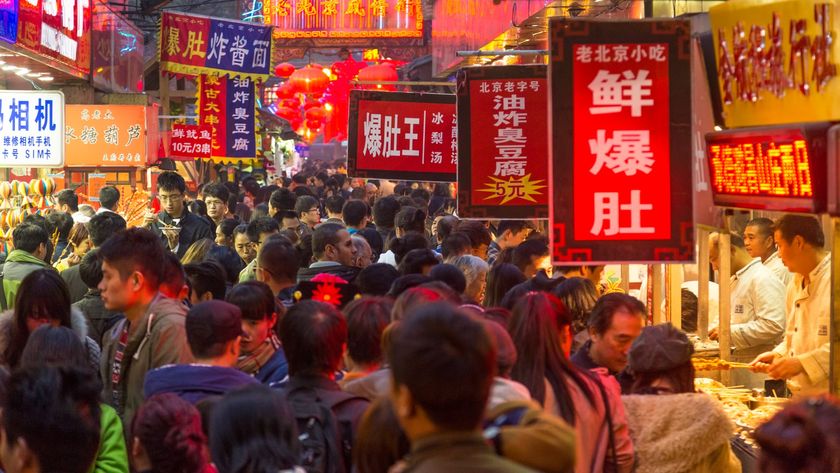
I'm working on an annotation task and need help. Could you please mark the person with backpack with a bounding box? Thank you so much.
[277,300,369,473]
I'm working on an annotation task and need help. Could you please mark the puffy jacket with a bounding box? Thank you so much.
[89,404,129,473]
[2,249,51,309]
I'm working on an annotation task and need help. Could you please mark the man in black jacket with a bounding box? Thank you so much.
[145,172,213,259]
[296,223,359,283]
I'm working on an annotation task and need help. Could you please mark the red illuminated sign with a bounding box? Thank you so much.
[170,124,213,160]
[347,90,456,182]
[17,0,92,74]
[549,19,694,264]
[705,124,829,213]
[456,65,549,219]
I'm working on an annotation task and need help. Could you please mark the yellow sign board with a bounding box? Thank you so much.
[709,0,840,128]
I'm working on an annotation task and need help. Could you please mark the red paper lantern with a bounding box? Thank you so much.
[303,99,322,111]
[275,83,295,100]
[305,118,322,130]
[358,64,398,89]
[281,98,301,110]
[289,65,330,95]
[274,62,295,78]
[305,107,326,122]
[275,107,298,121]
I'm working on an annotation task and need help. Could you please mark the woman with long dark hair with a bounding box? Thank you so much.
[484,263,527,308]
[209,385,302,473]
[508,292,634,473]
[0,269,99,371]
[553,277,599,353]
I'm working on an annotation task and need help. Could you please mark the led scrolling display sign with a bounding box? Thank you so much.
[705,124,829,213]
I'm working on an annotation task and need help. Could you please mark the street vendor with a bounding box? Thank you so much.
[708,232,786,388]
[743,217,793,286]
[750,215,830,394]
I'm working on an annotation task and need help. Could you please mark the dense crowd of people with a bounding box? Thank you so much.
[0,166,836,473]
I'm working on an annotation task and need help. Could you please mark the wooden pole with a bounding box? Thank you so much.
[719,231,732,386]
[832,217,840,395]
[668,264,683,330]
[697,227,710,341]
[620,264,630,294]
[652,264,665,324]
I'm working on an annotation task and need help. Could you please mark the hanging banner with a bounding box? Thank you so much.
[65,105,148,167]
[159,11,272,81]
[709,0,840,128]
[170,124,213,160]
[347,90,457,182]
[0,90,64,168]
[17,0,92,74]
[549,19,693,264]
[0,0,17,44]
[198,75,257,159]
[456,65,548,219]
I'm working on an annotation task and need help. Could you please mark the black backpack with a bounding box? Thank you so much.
[280,385,365,473]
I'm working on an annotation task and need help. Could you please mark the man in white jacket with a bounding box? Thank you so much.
[750,215,830,394]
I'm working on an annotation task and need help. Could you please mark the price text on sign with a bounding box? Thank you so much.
[170,124,213,159]
[456,65,549,219]
[549,19,693,264]
[709,0,840,128]
[705,124,829,213]
[348,90,456,182]
[0,90,64,168]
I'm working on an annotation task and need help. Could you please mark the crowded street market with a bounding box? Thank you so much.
[0,0,838,472]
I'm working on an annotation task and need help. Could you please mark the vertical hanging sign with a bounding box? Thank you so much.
[456,65,549,219]
[198,75,256,159]
[549,19,693,264]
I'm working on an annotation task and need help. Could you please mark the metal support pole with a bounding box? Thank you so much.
[698,227,710,341]
[620,264,630,294]
[652,265,665,324]
[668,265,684,330]
[719,232,732,386]
[456,50,549,57]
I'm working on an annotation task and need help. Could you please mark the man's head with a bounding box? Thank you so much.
[342,200,369,229]
[512,238,551,278]
[225,281,279,355]
[774,214,826,275]
[744,217,776,260]
[295,195,321,228]
[12,224,48,260]
[351,236,372,269]
[455,220,492,260]
[344,297,392,370]
[496,220,531,249]
[0,365,101,473]
[312,223,356,265]
[88,212,127,248]
[45,212,73,243]
[708,232,751,272]
[98,186,120,211]
[441,232,472,261]
[356,263,401,296]
[159,252,188,301]
[558,265,605,290]
[365,182,378,205]
[277,210,301,233]
[184,261,227,305]
[373,195,400,229]
[246,217,280,253]
[268,188,296,217]
[280,300,346,377]
[256,236,299,288]
[395,207,426,237]
[202,183,230,224]
[98,228,165,312]
[232,224,255,263]
[185,301,242,365]
[53,189,79,214]
[432,214,459,244]
[389,303,495,438]
[587,293,646,373]
[78,250,104,290]
[157,172,187,218]
[325,195,345,220]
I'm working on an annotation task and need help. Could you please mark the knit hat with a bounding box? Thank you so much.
[628,323,694,373]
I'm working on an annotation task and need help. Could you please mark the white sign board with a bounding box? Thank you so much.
[0,91,64,168]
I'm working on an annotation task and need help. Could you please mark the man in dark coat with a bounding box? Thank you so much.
[144,171,212,259]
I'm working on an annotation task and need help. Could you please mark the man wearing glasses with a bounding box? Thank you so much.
[144,172,213,259]
[294,195,321,236]
[201,183,231,230]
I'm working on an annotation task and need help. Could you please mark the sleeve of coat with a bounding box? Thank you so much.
[797,342,831,386]
[731,275,787,349]
[148,317,194,368]
[600,373,635,473]
[89,404,130,473]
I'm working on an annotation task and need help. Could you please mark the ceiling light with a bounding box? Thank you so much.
[0,60,5,65]
[38,76,54,82]
[14,68,30,76]
[1,65,16,71]
[26,72,42,77]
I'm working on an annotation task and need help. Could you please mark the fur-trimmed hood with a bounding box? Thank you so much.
[0,306,90,352]
[621,393,735,473]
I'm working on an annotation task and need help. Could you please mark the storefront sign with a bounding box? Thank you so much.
[198,74,257,159]
[170,124,212,159]
[549,19,693,264]
[64,105,148,167]
[347,90,456,182]
[706,123,829,213]
[17,0,91,74]
[456,65,548,219]
[159,12,272,81]
[710,0,840,128]
[91,0,143,93]
[253,0,423,47]
[0,90,64,167]
[0,0,17,44]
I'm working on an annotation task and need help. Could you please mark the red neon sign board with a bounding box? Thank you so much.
[348,91,456,182]
[705,125,829,213]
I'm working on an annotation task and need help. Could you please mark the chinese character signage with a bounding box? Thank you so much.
[91,0,144,93]
[199,75,257,159]
[0,91,64,168]
[710,0,840,128]
[159,12,272,81]
[456,65,548,219]
[348,90,456,182]
[256,0,423,48]
[706,123,829,213]
[0,0,17,44]
[65,105,148,167]
[17,0,92,74]
[549,19,693,264]
[170,124,213,160]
